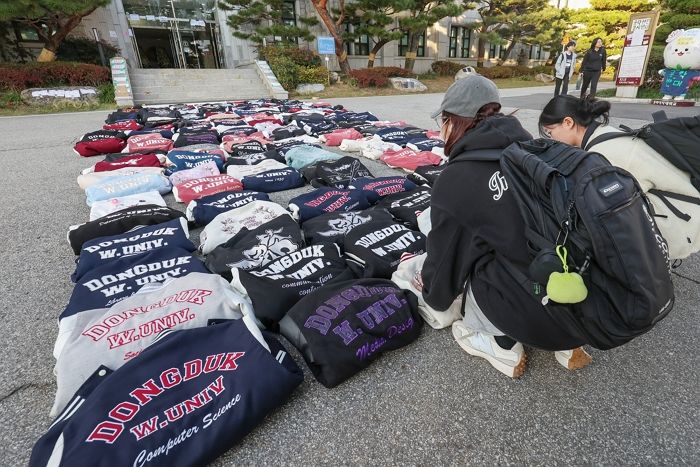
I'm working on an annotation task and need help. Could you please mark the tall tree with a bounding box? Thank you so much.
[655,0,700,43]
[220,0,318,45]
[343,0,407,68]
[400,0,462,71]
[470,0,562,67]
[568,0,657,57]
[309,0,352,74]
[0,0,109,62]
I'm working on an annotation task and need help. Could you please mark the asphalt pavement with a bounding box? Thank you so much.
[0,90,698,465]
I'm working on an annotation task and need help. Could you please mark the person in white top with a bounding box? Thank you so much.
[539,95,700,260]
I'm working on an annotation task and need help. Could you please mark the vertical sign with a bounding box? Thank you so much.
[616,9,660,87]
[110,56,134,106]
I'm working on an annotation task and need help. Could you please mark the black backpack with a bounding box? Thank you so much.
[585,113,700,220]
[496,139,675,350]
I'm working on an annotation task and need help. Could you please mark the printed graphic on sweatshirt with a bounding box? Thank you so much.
[488,171,508,201]
[227,228,299,270]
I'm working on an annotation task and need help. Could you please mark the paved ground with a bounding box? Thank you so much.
[0,89,698,465]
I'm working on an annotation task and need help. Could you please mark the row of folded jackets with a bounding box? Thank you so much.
[32,99,458,466]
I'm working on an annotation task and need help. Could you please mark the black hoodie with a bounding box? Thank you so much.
[421,115,585,350]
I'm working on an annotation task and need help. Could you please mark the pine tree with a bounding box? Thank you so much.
[220,0,318,45]
[655,0,700,43]
[399,0,462,71]
[0,0,109,62]
[343,0,407,68]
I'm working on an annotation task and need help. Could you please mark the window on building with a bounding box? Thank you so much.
[489,43,498,59]
[499,44,508,60]
[529,44,542,60]
[345,24,370,56]
[398,30,425,57]
[280,0,298,43]
[449,26,472,58]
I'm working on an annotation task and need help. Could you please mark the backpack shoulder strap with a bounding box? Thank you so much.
[584,131,631,151]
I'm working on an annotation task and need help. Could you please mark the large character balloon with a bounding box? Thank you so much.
[660,28,700,100]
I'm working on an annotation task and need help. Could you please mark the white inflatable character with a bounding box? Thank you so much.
[660,28,700,100]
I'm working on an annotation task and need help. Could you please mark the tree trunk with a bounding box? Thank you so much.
[36,13,92,62]
[403,31,420,71]
[476,27,488,67]
[367,40,388,68]
[502,39,517,64]
[310,0,351,74]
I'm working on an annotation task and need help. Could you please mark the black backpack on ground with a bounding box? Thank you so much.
[584,113,700,219]
[455,140,675,350]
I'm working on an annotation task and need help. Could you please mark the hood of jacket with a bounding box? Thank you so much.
[448,115,532,159]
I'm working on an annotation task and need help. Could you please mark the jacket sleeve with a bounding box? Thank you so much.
[602,48,607,69]
[580,51,589,71]
[421,205,473,311]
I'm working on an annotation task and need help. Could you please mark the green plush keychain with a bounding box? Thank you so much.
[546,245,588,304]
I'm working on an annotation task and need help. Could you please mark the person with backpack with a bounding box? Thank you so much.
[554,41,577,97]
[419,74,594,378]
[539,95,700,260]
[579,38,606,98]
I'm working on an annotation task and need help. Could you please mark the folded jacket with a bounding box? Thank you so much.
[102,120,142,132]
[301,208,395,245]
[67,205,186,255]
[173,174,243,204]
[126,128,174,139]
[338,138,365,152]
[288,187,371,223]
[206,215,304,278]
[270,125,306,141]
[241,167,305,193]
[406,164,446,187]
[348,176,417,204]
[304,156,373,189]
[32,321,302,466]
[225,140,267,157]
[138,107,180,123]
[199,200,290,254]
[278,278,422,388]
[344,221,427,279]
[223,149,286,167]
[226,159,288,180]
[52,273,254,417]
[71,217,193,282]
[360,137,402,160]
[186,190,270,226]
[230,243,356,329]
[89,190,166,222]
[126,133,174,153]
[405,137,444,152]
[284,145,343,170]
[104,110,139,124]
[166,150,225,173]
[91,154,163,173]
[77,167,165,190]
[85,173,172,206]
[375,127,410,145]
[167,160,220,186]
[320,128,364,146]
[61,247,209,320]
[172,130,219,148]
[381,149,442,173]
[374,186,432,230]
[74,130,128,157]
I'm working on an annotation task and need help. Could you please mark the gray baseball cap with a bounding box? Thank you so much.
[430,73,501,119]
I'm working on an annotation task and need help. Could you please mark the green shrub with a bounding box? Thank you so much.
[643,45,665,87]
[268,55,300,90]
[348,69,389,87]
[297,66,329,84]
[431,61,465,76]
[370,67,414,78]
[0,61,111,91]
[98,83,115,105]
[0,90,22,109]
[56,36,120,65]
[258,45,321,67]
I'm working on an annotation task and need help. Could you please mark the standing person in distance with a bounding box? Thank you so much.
[554,41,577,97]
[580,38,606,98]
[419,74,592,379]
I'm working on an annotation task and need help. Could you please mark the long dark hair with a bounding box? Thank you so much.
[443,102,502,157]
[590,37,603,50]
[538,95,611,136]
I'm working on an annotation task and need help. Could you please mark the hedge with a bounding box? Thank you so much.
[431,60,552,78]
[0,62,111,91]
[349,67,415,88]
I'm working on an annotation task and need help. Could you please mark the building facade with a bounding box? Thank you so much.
[12,0,552,73]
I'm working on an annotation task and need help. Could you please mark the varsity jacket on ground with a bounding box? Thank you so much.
[74,130,128,157]
[206,216,304,278]
[278,278,422,388]
[85,173,172,206]
[168,160,221,187]
[374,186,431,230]
[405,137,444,152]
[226,159,288,180]
[91,154,163,173]
[186,190,270,226]
[301,208,395,245]
[223,149,286,167]
[52,272,256,416]
[68,205,186,255]
[380,149,442,173]
[406,165,446,187]
[166,150,225,173]
[71,218,194,282]
[231,243,355,329]
[89,190,166,222]
[303,156,373,189]
[199,201,290,254]
[61,248,208,320]
[172,130,220,148]
[421,115,585,350]
[284,145,343,169]
[173,175,243,204]
[288,187,371,223]
[127,133,174,153]
[31,321,302,467]
[348,176,417,204]
[241,167,305,193]
[344,221,427,279]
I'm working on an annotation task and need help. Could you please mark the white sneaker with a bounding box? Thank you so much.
[452,321,526,378]
[554,347,592,370]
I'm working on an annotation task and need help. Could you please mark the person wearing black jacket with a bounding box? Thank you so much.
[580,38,607,98]
[420,74,592,378]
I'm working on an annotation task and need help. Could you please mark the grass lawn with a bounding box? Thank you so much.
[291,76,551,99]
[0,101,116,117]
[596,85,700,100]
